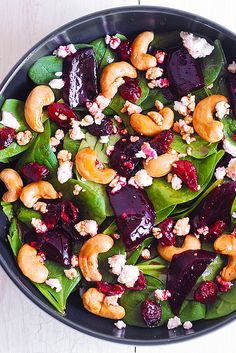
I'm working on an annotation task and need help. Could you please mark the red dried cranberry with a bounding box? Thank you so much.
[173,160,198,192]
[97,281,125,296]
[128,272,147,291]
[216,275,232,293]
[158,217,176,246]
[60,200,79,224]
[233,133,236,141]
[0,127,16,150]
[118,78,141,103]
[116,40,132,61]
[194,281,218,304]
[150,130,174,155]
[48,102,78,128]
[141,299,162,327]
[86,117,114,136]
[203,220,226,242]
[21,162,49,182]
[42,200,79,231]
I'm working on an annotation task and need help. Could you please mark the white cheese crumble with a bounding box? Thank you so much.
[146,67,163,80]
[106,145,115,156]
[228,61,236,73]
[117,265,139,288]
[104,295,119,306]
[173,217,190,236]
[226,158,236,181]
[232,212,236,219]
[120,101,142,115]
[167,316,182,329]
[183,321,193,330]
[71,255,79,267]
[69,119,85,140]
[215,101,230,119]
[64,268,78,280]
[80,115,94,127]
[53,44,76,58]
[99,135,109,144]
[167,173,182,191]
[154,289,171,301]
[109,175,127,194]
[45,278,62,292]
[141,248,151,260]
[223,138,236,156]
[180,31,214,59]
[57,161,73,184]
[55,71,63,77]
[108,254,126,276]
[73,184,84,195]
[114,320,126,329]
[0,111,20,129]
[105,35,121,49]
[214,166,226,180]
[49,78,65,89]
[33,202,48,214]
[31,218,47,233]
[128,169,153,188]
[75,220,98,237]
[94,94,111,111]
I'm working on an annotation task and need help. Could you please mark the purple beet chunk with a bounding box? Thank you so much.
[86,117,114,136]
[227,73,236,118]
[167,47,204,97]
[167,250,216,315]
[191,182,236,231]
[107,185,155,250]
[109,136,147,178]
[62,48,98,107]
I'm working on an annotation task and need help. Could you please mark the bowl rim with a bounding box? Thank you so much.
[0,4,236,345]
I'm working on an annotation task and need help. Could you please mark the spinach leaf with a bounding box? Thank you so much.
[102,219,117,235]
[179,300,206,322]
[1,201,14,221]
[34,260,81,314]
[156,205,176,224]
[222,114,236,148]
[120,276,172,327]
[100,47,116,70]
[206,281,236,319]
[197,255,225,283]
[141,88,170,111]
[16,205,41,226]
[231,196,236,227]
[7,218,22,256]
[127,237,153,265]
[152,31,181,49]
[89,38,107,65]
[28,56,63,84]
[63,132,82,158]
[137,257,167,279]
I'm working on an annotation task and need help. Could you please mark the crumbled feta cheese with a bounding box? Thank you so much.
[33,202,48,214]
[31,218,47,233]
[223,138,236,156]
[80,115,94,127]
[108,254,126,276]
[215,101,230,119]
[55,71,63,77]
[114,320,126,329]
[183,321,193,330]
[173,217,190,236]
[232,212,236,219]
[16,130,32,145]
[146,67,163,80]
[152,227,162,239]
[0,111,20,129]
[129,169,153,188]
[71,255,79,267]
[215,166,226,180]
[167,316,182,329]
[196,226,209,236]
[180,31,214,59]
[106,145,115,156]
[64,268,78,280]
[57,161,73,184]
[186,147,192,155]
[226,158,236,181]
[168,173,182,191]
[181,95,196,112]
[118,265,139,288]
[141,248,151,260]
[73,184,83,195]
[154,289,171,301]
[49,78,65,89]
[114,115,123,124]
[130,136,140,143]
[45,278,62,292]
[53,44,76,58]
[99,135,109,144]
[86,101,105,124]
[155,50,166,64]
[95,94,111,111]
[148,78,169,89]
[69,119,85,140]
[228,61,236,74]
[174,101,188,116]
[138,142,157,162]
[55,129,65,141]
[105,34,121,50]
[216,275,233,292]
[112,233,120,240]
[75,220,98,237]
[57,149,71,162]
[120,101,142,115]
[104,295,119,306]
[109,175,127,194]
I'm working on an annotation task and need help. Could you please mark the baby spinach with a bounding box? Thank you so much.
[127,237,153,265]
[156,205,176,224]
[100,47,116,70]
[7,218,22,256]
[34,260,81,314]
[152,31,181,49]
[141,88,170,111]
[197,255,225,283]
[102,219,117,235]
[28,56,63,84]
[179,300,206,322]
[1,201,14,221]
[89,38,106,64]
[206,281,236,319]
[137,257,167,279]
[63,132,82,158]
[15,205,41,226]
[222,114,236,147]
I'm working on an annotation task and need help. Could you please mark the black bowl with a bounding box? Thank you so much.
[0,5,236,345]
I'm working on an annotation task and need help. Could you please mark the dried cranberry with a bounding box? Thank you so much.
[194,281,218,304]
[48,102,78,128]
[141,299,162,327]
[150,130,174,155]
[97,281,125,296]
[0,127,16,150]
[158,217,176,246]
[128,272,147,291]
[118,78,141,103]
[233,133,236,141]
[21,162,49,182]
[173,160,198,192]
[60,200,79,224]
[86,117,114,136]
[116,40,132,61]
[203,220,226,242]
[216,275,232,293]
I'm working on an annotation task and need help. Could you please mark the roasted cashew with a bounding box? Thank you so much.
[20,181,59,208]
[100,61,137,99]
[192,95,227,143]
[130,107,174,137]
[82,288,125,320]
[17,244,48,283]
[144,153,178,177]
[214,234,236,281]
[157,235,201,262]
[75,147,116,184]
[25,85,55,133]
[0,168,23,202]
[79,234,114,281]
[130,31,157,71]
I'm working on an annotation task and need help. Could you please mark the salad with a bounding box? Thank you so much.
[1,29,236,332]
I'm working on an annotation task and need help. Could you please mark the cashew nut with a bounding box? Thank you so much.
[0,168,23,202]
[144,153,178,177]
[192,95,227,143]
[214,233,236,281]
[17,244,48,283]
[100,61,137,99]
[130,107,174,136]
[82,288,125,320]
[75,147,116,184]
[130,31,157,71]
[20,181,59,208]
[79,234,114,281]
[157,235,201,262]
[25,85,55,133]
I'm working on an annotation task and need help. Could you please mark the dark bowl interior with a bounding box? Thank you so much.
[0,5,236,345]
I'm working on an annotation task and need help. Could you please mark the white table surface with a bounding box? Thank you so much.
[0,1,235,352]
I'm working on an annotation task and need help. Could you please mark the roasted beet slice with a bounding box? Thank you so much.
[227,73,236,118]
[86,117,114,136]
[191,182,236,231]
[158,217,176,246]
[62,48,98,107]
[47,102,78,128]
[167,47,204,97]
[107,185,155,250]
[150,130,174,155]
[166,250,216,315]
[21,162,49,182]
[109,136,147,178]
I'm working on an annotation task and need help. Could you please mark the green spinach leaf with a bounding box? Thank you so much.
[127,237,153,265]
[1,201,14,221]
[179,300,206,322]
[206,281,236,319]
[28,56,63,84]
[7,218,22,256]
